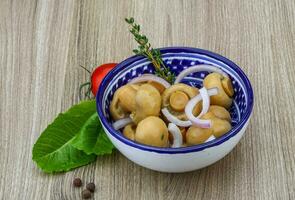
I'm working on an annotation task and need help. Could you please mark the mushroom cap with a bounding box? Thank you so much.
[110,87,127,120]
[135,116,169,147]
[110,84,139,120]
[186,126,213,145]
[221,77,234,97]
[118,84,139,112]
[209,105,231,122]
[202,112,216,120]
[202,111,232,138]
[123,124,136,141]
[131,84,161,124]
[147,81,166,94]
[203,73,233,108]
[211,118,232,138]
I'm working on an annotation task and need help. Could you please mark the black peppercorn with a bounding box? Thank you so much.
[73,178,82,187]
[82,189,91,199]
[86,182,95,192]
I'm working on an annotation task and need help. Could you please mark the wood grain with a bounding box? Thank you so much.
[1,0,295,199]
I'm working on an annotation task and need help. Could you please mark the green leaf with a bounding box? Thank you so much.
[136,24,140,31]
[125,18,132,24]
[32,100,97,173]
[71,113,114,155]
[139,45,145,51]
[133,49,140,54]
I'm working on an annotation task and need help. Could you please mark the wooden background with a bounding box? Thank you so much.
[1,0,294,199]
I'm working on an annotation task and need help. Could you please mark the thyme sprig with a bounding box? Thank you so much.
[125,17,175,84]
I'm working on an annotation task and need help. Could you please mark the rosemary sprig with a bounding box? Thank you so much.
[125,17,175,84]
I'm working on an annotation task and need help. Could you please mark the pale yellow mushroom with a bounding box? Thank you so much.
[202,111,232,138]
[203,73,234,108]
[162,83,198,108]
[118,84,139,112]
[162,83,201,120]
[221,77,234,97]
[169,90,190,112]
[110,84,139,120]
[208,105,231,122]
[123,124,136,141]
[110,87,127,120]
[210,117,231,138]
[130,84,161,124]
[186,126,213,146]
[147,81,166,94]
[135,116,168,147]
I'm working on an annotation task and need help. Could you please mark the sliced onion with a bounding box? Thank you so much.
[129,74,171,88]
[185,87,219,128]
[112,117,132,130]
[205,135,216,143]
[199,87,210,116]
[174,64,228,84]
[168,123,183,148]
[161,108,192,127]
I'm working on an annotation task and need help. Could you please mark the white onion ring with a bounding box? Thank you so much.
[199,87,210,117]
[129,74,171,88]
[185,87,219,128]
[161,108,192,127]
[168,123,183,148]
[174,64,228,84]
[112,117,132,130]
[205,135,216,143]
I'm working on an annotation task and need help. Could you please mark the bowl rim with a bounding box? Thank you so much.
[96,47,254,154]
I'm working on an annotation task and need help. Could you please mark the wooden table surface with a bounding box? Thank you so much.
[1,0,295,199]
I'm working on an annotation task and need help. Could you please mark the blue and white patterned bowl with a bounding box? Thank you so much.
[96,47,254,172]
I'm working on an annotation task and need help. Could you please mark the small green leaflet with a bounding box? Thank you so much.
[71,113,114,155]
[32,100,114,173]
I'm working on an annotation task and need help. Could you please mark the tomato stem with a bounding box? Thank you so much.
[85,85,92,99]
[79,82,91,101]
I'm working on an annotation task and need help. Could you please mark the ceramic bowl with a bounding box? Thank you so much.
[96,47,254,173]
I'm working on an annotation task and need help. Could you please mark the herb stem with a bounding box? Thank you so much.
[125,17,175,84]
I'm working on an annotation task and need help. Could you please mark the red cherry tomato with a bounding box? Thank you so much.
[91,63,117,96]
